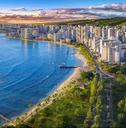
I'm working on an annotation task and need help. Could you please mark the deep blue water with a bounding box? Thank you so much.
[0,34,81,124]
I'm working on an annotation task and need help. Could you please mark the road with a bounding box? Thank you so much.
[85,45,114,127]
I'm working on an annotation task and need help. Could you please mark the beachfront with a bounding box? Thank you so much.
[6,50,87,127]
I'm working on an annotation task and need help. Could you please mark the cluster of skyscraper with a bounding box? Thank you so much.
[76,25,126,64]
[0,24,126,64]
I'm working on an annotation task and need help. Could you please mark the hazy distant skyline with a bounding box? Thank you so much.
[0,0,126,9]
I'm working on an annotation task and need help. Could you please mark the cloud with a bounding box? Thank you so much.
[88,3,126,11]
[0,3,125,18]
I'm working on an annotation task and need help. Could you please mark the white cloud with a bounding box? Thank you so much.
[0,3,125,18]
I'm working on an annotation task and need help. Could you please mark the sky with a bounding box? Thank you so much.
[0,0,126,9]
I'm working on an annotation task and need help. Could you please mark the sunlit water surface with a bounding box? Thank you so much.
[0,34,82,124]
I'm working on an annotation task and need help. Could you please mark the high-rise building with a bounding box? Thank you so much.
[21,28,33,39]
[100,39,121,64]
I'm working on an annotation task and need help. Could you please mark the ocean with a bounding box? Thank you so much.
[0,34,81,124]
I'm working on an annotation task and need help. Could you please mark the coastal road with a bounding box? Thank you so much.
[83,44,114,127]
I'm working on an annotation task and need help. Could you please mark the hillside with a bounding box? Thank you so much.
[42,17,126,26]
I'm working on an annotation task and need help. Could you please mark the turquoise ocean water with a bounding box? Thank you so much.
[0,34,82,124]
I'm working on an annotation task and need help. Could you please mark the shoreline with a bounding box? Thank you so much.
[4,39,87,127]
[7,36,76,48]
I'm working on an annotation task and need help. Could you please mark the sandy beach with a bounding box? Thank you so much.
[6,47,87,127]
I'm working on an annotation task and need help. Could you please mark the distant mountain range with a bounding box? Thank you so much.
[0,3,125,24]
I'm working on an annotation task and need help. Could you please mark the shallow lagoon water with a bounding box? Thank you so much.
[0,34,81,124]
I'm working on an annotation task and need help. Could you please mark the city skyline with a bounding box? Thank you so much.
[0,0,126,9]
[0,0,125,126]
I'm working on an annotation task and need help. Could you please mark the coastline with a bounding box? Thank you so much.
[7,36,76,48]
[4,39,87,126]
